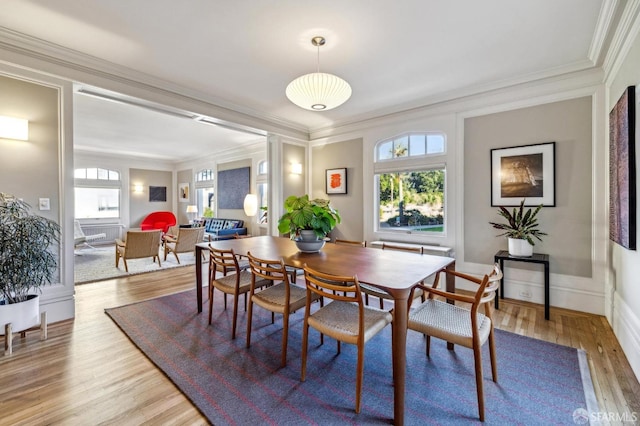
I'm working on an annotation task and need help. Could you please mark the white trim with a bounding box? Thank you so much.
[613,291,640,382]
[603,0,640,84]
[589,0,620,64]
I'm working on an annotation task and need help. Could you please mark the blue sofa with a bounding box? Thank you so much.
[197,218,247,240]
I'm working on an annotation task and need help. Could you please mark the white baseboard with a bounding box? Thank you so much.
[39,297,75,323]
[455,261,604,315]
[613,292,640,383]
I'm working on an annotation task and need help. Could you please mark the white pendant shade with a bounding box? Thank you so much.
[286,72,352,111]
[243,194,258,217]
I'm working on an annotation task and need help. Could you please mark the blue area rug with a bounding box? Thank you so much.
[106,290,598,425]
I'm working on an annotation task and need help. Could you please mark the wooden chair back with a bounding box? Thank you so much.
[381,242,424,254]
[173,227,205,253]
[208,246,240,277]
[335,239,366,247]
[246,252,289,285]
[303,264,362,305]
[121,230,162,259]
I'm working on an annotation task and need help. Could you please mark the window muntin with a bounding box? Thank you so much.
[377,169,444,234]
[74,168,121,219]
[196,169,214,182]
[377,132,445,161]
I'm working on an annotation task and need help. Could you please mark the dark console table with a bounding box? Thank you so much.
[494,250,550,320]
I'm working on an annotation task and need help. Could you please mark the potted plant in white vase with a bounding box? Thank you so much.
[0,193,60,339]
[277,195,341,252]
[489,199,546,257]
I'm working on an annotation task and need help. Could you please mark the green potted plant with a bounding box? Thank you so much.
[277,195,341,252]
[489,199,546,257]
[0,193,60,334]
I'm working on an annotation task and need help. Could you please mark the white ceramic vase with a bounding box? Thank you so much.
[0,294,40,335]
[508,238,533,257]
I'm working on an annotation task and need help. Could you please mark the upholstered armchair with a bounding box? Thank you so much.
[115,230,162,272]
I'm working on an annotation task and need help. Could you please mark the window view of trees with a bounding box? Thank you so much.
[378,169,444,233]
[375,132,446,234]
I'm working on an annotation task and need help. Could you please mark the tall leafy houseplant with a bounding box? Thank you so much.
[278,195,341,239]
[0,193,60,304]
[489,199,546,251]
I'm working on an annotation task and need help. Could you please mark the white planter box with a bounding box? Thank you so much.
[508,238,533,257]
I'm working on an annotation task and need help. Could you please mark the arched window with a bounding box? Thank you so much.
[74,168,121,219]
[374,132,446,235]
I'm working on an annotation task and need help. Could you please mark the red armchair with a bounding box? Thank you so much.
[140,211,177,233]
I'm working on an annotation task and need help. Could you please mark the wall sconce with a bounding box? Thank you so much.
[243,194,258,217]
[291,163,303,175]
[0,116,29,141]
[133,184,144,193]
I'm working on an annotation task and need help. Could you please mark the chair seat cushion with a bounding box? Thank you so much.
[251,283,307,314]
[212,270,254,294]
[408,299,491,348]
[308,301,392,345]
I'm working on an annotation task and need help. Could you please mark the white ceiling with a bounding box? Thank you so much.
[0,0,617,161]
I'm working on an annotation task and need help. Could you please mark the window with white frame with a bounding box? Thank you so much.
[374,132,446,234]
[74,168,121,219]
[195,169,215,217]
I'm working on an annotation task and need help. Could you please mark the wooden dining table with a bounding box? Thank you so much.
[194,236,455,425]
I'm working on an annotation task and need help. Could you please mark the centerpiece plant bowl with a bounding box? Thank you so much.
[277,195,341,253]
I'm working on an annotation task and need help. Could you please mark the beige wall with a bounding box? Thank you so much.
[281,143,305,200]
[464,97,593,277]
[129,168,173,228]
[0,75,60,226]
[176,168,193,224]
[311,138,364,242]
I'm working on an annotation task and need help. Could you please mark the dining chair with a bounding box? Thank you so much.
[301,264,393,414]
[245,252,321,367]
[407,263,502,422]
[361,242,425,308]
[163,226,205,264]
[335,239,366,247]
[115,230,162,272]
[208,246,267,339]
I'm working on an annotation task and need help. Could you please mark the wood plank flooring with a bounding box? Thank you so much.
[0,266,638,425]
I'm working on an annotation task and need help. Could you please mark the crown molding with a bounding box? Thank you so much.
[589,0,620,65]
[0,26,310,140]
[603,0,640,84]
[309,66,604,141]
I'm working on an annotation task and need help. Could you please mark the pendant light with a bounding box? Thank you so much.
[285,36,352,111]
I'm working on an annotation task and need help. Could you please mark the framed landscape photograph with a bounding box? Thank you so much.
[326,168,347,194]
[609,86,637,250]
[491,142,556,206]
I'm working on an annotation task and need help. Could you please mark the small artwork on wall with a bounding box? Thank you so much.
[491,142,555,206]
[609,86,637,250]
[326,168,347,194]
[149,186,167,202]
[178,182,189,203]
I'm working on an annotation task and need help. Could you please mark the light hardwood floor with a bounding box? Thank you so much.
[0,266,638,425]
